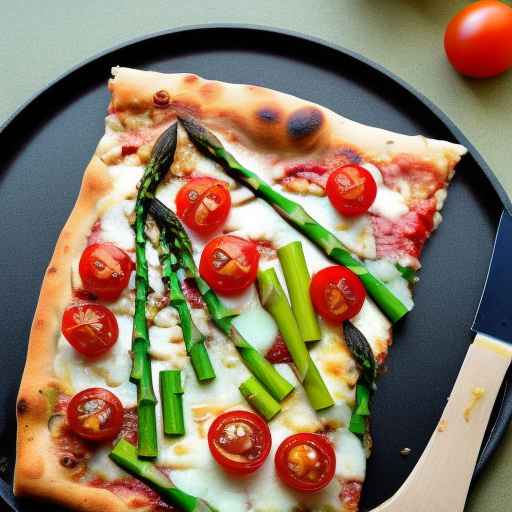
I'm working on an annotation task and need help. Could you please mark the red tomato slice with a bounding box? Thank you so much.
[275,433,336,493]
[199,235,259,295]
[79,243,133,301]
[208,410,271,474]
[444,0,512,78]
[310,266,366,323]
[176,177,231,235]
[326,165,377,217]
[62,304,119,358]
[67,388,124,442]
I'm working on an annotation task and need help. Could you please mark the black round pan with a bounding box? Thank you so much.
[0,26,509,512]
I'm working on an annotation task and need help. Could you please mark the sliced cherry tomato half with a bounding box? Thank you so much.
[62,304,119,358]
[67,387,124,442]
[199,235,260,295]
[176,177,231,235]
[208,410,271,474]
[275,433,336,493]
[79,243,134,301]
[326,165,377,217]
[444,0,512,78]
[310,266,366,323]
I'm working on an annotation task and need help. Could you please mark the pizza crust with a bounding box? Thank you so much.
[14,156,135,511]
[109,67,466,175]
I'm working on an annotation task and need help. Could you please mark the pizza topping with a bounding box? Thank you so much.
[89,476,176,511]
[371,197,437,266]
[199,235,259,295]
[275,433,336,493]
[208,410,271,474]
[282,164,328,196]
[176,177,231,235]
[340,480,363,510]
[265,334,292,364]
[326,165,377,217]
[181,278,205,308]
[153,89,170,108]
[61,304,119,358]
[310,266,366,323]
[79,243,134,301]
[87,220,102,246]
[67,388,124,442]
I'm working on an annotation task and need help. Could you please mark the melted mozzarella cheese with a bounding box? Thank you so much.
[99,200,136,251]
[363,163,409,220]
[231,302,279,354]
[54,315,137,407]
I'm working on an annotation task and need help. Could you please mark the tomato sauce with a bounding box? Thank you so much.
[89,476,176,511]
[265,334,292,364]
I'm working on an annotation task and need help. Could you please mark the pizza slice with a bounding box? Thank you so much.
[14,67,466,512]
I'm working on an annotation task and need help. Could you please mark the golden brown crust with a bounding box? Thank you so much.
[109,67,466,176]
[14,156,135,511]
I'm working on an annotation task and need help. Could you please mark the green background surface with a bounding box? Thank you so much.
[1,1,511,510]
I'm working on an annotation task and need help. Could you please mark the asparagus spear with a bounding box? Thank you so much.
[178,115,409,323]
[277,241,321,343]
[159,227,215,382]
[257,268,334,411]
[148,198,294,402]
[110,439,218,512]
[131,123,178,458]
[239,376,281,421]
[160,370,185,436]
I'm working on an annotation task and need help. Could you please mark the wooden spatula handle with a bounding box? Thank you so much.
[372,333,512,512]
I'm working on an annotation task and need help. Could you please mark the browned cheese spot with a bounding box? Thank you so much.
[287,106,324,139]
[47,266,57,275]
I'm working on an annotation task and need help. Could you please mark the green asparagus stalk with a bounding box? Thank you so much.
[110,439,218,512]
[131,123,178,458]
[179,115,409,323]
[277,241,321,343]
[257,268,334,411]
[160,370,185,436]
[239,376,281,421]
[159,228,215,382]
[148,198,294,402]
[349,383,371,435]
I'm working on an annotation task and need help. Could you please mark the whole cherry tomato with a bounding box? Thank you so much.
[444,0,512,78]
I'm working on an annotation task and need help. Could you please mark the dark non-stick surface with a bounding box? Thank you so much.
[0,26,507,511]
